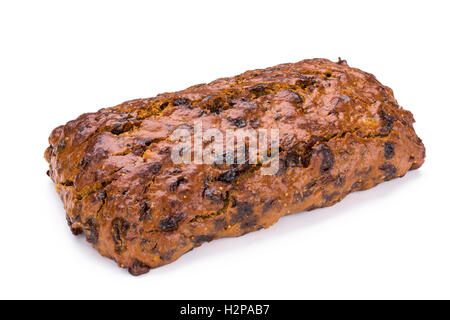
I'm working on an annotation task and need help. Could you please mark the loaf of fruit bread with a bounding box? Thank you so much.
[45,58,425,275]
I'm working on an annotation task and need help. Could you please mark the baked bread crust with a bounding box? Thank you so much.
[45,58,425,275]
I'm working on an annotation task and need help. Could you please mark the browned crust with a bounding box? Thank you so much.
[45,58,425,275]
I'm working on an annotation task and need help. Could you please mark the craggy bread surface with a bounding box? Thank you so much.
[45,58,425,275]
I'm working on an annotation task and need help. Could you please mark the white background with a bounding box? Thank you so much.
[0,0,449,299]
